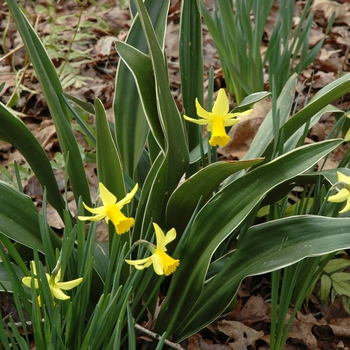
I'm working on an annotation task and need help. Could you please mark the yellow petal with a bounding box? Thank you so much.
[78,212,106,222]
[345,128,350,142]
[223,116,240,127]
[338,172,350,185]
[328,189,350,203]
[183,114,209,125]
[51,286,70,300]
[117,184,138,208]
[212,89,229,117]
[153,223,166,250]
[125,257,152,270]
[195,99,213,120]
[164,228,177,246]
[22,276,39,289]
[339,195,350,214]
[56,277,83,291]
[99,182,117,207]
[150,252,165,275]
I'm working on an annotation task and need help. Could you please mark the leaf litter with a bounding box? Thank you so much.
[2,0,350,348]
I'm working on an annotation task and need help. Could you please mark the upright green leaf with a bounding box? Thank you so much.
[7,0,91,207]
[123,0,189,235]
[180,0,203,175]
[0,103,65,216]
[114,0,170,177]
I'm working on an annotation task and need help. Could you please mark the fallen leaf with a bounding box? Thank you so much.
[217,320,264,350]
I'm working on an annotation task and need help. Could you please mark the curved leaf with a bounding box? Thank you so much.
[155,138,342,335]
[0,103,65,216]
[0,181,61,252]
[175,215,350,340]
[166,159,264,233]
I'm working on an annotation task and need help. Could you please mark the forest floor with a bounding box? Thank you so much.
[2,0,350,349]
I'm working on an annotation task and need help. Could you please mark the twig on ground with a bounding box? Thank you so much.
[134,323,185,350]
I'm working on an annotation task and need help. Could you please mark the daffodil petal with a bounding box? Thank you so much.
[51,286,70,300]
[153,223,166,250]
[22,276,39,289]
[30,261,37,276]
[339,195,350,213]
[223,117,240,127]
[164,228,177,246]
[328,189,349,203]
[212,89,229,117]
[117,184,138,207]
[183,114,209,125]
[125,257,152,270]
[151,253,165,275]
[81,202,107,215]
[78,213,106,222]
[99,182,117,206]
[195,99,213,120]
[338,172,350,185]
[224,109,252,121]
[56,277,83,291]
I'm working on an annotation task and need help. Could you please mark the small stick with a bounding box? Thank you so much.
[134,323,185,350]
[0,44,25,63]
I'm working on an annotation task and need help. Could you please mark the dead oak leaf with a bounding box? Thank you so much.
[217,320,264,350]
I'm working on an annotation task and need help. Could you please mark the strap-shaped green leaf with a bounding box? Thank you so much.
[0,181,61,252]
[165,159,264,233]
[155,138,342,336]
[175,214,350,340]
[95,98,129,251]
[127,0,189,235]
[180,0,203,175]
[114,0,170,177]
[0,103,65,216]
[7,0,91,207]
[262,73,350,159]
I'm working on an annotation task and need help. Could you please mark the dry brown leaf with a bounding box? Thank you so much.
[217,320,264,350]
[329,317,350,337]
[288,312,326,349]
[311,71,337,89]
[94,36,118,57]
[219,99,272,159]
[317,48,343,73]
[313,0,350,21]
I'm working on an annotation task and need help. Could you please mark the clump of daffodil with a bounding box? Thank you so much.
[327,171,350,213]
[125,223,180,276]
[183,88,252,147]
[22,261,83,305]
[78,182,138,235]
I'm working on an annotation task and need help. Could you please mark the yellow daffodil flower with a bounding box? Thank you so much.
[328,171,350,213]
[78,182,138,235]
[22,261,83,304]
[125,223,180,276]
[183,88,252,147]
